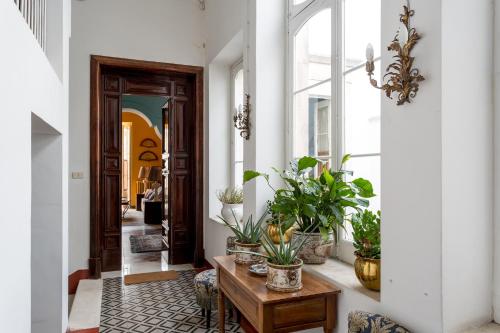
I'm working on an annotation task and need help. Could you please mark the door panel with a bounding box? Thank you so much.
[101,74,122,272]
[168,82,195,264]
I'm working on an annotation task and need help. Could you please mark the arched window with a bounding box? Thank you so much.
[288,0,381,263]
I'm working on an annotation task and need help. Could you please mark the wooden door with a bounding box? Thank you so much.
[90,56,204,277]
[100,74,122,272]
[168,78,195,264]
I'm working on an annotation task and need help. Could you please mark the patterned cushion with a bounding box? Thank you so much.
[194,269,218,310]
[348,311,411,333]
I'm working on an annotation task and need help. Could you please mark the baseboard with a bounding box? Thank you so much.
[68,269,90,295]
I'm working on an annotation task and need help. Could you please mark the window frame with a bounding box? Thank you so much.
[287,0,381,264]
[230,58,244,189]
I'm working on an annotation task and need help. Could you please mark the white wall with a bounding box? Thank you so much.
[203,0,244,264]
[0,1,70,332]
[69,0,205,273]
[442,0,494,331]
[494,0,500,323]
[32,117,64,333]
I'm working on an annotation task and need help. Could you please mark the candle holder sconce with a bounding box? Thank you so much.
[366,1,425,106]
[233,93,251,140]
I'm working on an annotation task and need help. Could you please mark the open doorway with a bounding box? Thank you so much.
[89,56,204,278]
[120,95,170,275]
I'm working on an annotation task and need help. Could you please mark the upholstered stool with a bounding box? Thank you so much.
[193,236,237,329]
[348,311,411,333]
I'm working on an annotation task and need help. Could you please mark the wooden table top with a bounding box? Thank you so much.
[214,255,341,305]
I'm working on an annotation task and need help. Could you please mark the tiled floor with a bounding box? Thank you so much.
[100,270,243,333]
[100,209,193,279]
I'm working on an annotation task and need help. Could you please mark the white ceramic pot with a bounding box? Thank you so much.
[292,231,335,264]
[220,203,243,225]
[266,259,303,292]
[234,241,262,265]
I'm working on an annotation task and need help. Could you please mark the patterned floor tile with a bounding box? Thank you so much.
[100,270,242,333]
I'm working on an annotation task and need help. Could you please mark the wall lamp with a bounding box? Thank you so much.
[365,1,425,106]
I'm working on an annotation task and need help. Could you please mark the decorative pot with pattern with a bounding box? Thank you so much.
[266,259,303,292]
[267,224,294,244]
[354,255,381,291]
[220,203,243,225]
[234,241,262,264]
[292,231,334,264]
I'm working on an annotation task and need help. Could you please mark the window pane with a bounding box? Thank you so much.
[345,155,380,213]
[234,161,243,187]
[293,81,331,158]
[344,66,380,155]
[343,155,380,241]
[344,0,381,71]
[234,127,243,161]
[294,0,308,4]
[294,9,331,91]
[234,69,244,109]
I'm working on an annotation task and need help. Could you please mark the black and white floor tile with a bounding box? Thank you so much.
[100,270,243,333]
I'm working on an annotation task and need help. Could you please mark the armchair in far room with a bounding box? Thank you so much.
[141,187,163,224]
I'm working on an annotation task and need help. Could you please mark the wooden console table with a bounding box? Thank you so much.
[214,256,341,333]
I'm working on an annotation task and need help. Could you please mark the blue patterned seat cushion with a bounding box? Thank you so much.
[194,269,218,310]
[348,311,411,333]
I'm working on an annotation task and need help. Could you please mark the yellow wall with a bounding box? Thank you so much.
[122,112,162,207]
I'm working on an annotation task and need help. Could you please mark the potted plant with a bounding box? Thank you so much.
[231,222,312,292]
[217,187,243,225]
[219,212,266,264]
[244,155,375,264]
[265,203,296,244]
[351,210,381,291]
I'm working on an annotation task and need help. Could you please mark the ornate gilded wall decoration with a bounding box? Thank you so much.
[365,1,425,105]
[138,151,159,161]
[233,93,251,140]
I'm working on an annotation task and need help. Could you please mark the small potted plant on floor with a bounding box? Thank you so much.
[351,210,381,291]
[217,187,243,225]
[219,212,266,264]
[245,155,375,264]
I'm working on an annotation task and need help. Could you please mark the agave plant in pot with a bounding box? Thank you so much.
[232,222,312,292]
[244,155,375,264]
[217,187,243,225]
[351,210,381,291]
[219,212,266,264]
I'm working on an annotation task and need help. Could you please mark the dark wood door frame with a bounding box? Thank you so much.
[89,55,204,278]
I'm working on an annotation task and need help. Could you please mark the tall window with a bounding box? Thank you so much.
[288,0,381,263]
[231,60,245,188]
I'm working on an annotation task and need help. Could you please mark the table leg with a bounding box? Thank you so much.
[218,289,225,332]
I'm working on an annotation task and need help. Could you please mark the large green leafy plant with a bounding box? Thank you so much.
[351,210,381,259]
[244,155,375,239]
[219,212,266,244]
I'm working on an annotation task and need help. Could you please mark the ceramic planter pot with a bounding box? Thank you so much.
[234,241,262,264]
[220,203,243,225]
[292,231,335,264]
[266,259,303,292]
[267,224,294,244]
[354,255,381,291]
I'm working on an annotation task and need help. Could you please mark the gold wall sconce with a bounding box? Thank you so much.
[365,1,425,106]
[233,93,251,140]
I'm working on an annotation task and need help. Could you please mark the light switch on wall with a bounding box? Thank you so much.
[72,171,84,179]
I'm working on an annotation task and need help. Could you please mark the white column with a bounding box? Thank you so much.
[442,0,494,330]
[243,0,286,219]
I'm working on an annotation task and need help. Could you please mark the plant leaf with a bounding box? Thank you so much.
[243,170,262,183]
[352,178,375,198]
[341,154,351,166]
[297,156,318,173]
